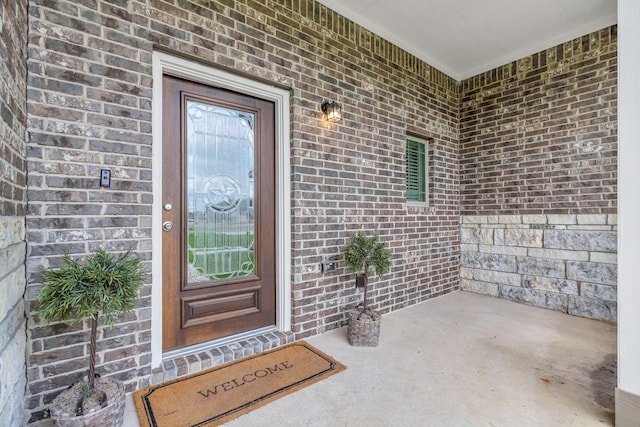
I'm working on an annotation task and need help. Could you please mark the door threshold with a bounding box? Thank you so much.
[153,328,295,384]
[162,326,278,360]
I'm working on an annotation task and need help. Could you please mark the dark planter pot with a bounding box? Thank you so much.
[50,377,125,427]
[347,309,381,347]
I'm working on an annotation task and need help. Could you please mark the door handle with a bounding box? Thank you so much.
[162,221,174,231]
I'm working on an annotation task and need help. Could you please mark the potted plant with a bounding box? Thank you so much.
[37,248,146,427]
[343,232,391,346]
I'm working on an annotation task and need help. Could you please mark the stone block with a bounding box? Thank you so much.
[494,229,504,245]
[0,242,26,280]
[498,215,521,224]
[544,230,617,252]
[469,268,522,286]
[0,268,26,320]
[522,215,547,225]
[459,267,473,279]
[517,257,565,279]
[460,279,499,297]
[460,227,493,245]
[527,247,589,262]
[568,296,616,322]
[0,217,25,250]
[499,286,568,312]
[567,261,617,285]
[590,252,617,264]
[547,214,577,225]
[607,214,617,225]
[462,216,487,224]
[504,229,543,247]
[581,283,617,301]
[522,275,578,295]
[461,252,517,273]
[576,214,607,225]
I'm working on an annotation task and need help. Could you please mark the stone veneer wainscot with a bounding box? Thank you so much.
[461,214,617,321]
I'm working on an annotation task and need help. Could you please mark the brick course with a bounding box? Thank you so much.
[24,0,459,422]
[0,0,28,426]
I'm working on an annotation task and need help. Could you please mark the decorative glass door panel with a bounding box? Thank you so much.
[186,100,256,285]
[162,75,276,351]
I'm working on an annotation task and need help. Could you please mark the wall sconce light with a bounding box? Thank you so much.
[321,100,341,122]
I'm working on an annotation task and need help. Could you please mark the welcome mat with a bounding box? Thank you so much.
[133,341,346,426]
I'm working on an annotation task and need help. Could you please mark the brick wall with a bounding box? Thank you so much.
[25,0,460,422]
[460,27,617,216]
[459,28,618,317]
[0,0,28,425]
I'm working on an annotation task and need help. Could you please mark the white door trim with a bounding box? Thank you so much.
[151,52,291,368]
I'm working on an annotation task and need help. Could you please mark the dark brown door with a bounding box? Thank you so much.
[162,75,276,351]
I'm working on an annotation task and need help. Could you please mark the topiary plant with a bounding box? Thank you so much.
[37,248,146,411]
[343,232,391,318]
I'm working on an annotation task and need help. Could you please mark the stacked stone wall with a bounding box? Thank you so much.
[24,0,460,422]
[461,214,617,321]
[0,0,28,425]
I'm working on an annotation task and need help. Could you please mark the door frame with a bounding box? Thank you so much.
[151,52,291,368]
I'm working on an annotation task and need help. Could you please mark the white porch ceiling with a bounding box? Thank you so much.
[316,0,617,81]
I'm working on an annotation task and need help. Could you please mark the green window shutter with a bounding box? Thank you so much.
[406,139,426,202]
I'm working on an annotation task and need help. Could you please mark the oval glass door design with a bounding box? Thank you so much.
[162,75,276,351]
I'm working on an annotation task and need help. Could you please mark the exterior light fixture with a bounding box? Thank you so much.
[321,100,341,122]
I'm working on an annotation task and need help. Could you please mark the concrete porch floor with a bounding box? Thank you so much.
[124,291,616,426]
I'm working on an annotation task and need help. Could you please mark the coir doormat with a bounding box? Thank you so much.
[133,341,346,426]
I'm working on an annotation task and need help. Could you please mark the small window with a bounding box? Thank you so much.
[405,137,428,203]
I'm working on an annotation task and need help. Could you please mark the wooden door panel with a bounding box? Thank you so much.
[181,287,261,327]
[162,75,276,351]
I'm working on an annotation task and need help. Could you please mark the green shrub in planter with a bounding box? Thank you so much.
[343,232,391,346]
[37,248,146,418]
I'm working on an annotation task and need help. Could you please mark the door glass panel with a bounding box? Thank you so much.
[186,99,255,283]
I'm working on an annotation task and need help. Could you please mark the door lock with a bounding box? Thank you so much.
[162,221,174,231]
[163,203,173,211]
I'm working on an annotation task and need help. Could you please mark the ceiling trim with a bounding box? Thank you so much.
[460,17,617,80]
[317,0,616,82]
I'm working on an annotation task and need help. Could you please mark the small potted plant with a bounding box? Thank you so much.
[37,248,146,427]
[343,232,391,346]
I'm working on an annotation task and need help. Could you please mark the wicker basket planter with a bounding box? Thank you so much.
[50,377,125,427]
[343,232,390,347]
[347,309,381,347]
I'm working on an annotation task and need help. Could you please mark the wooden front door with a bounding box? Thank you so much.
[162,75,276,351]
